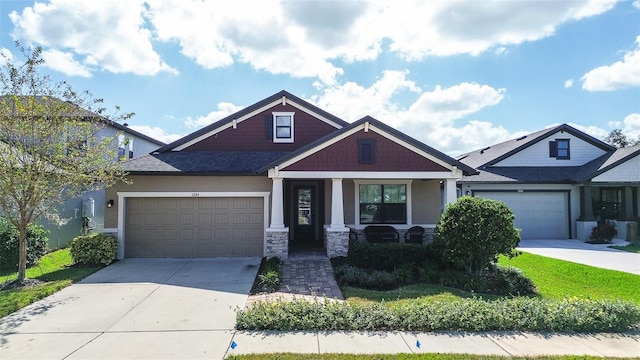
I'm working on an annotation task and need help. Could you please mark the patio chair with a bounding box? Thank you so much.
[404,226,425,245]
[364,225,399,243]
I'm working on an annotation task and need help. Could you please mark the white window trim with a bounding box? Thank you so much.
[273,112,294,143]
[354,180,412,226]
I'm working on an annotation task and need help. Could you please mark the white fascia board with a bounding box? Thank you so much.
[117,191,270,198]
[271,171,460,179]
[277,125,365,169]
[285,98,344,129]
[173,99,283,151]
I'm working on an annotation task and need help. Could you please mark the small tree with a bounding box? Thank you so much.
[433,196,520,276]
[0,42,131,282]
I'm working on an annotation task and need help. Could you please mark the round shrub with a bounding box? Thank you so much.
[0,217,49,271]
[433,196,520,275]
[69,233,118,266]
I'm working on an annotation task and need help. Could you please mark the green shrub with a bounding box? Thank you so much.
[347,242,438,272]
[334,265,410,290]
[589,221,617,243]
[0,217,49,271]
[237,297,640,332]
[69,233,118,266]
[433,196,520,275]
[255,256,282,293]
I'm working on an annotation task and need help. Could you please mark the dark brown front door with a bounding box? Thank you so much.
[293,184,319,244]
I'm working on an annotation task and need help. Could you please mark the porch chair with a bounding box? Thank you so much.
[364,225,399,243]
[404,226,425,245]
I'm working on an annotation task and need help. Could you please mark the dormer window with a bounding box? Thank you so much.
[273,112,294,143]
[549,138,570,160]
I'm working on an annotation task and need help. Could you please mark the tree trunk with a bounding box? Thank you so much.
[18,225,27,281]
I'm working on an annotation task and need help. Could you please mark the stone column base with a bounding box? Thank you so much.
[266,228,289,260]
[325,227,349,258]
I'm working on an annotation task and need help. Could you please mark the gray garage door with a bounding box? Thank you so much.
[125,197,264,257]
[476,191,569,239]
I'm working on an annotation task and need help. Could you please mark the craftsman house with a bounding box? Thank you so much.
[458,124,640,240]
[104,91,475,259]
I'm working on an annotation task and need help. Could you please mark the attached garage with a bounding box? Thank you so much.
[475,191,570,239]
[124,197,265,257]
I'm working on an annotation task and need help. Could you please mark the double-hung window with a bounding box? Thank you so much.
[272,112,294,143]
[358,183,407,224]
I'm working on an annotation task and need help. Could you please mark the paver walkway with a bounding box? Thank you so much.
[245,250,343,307]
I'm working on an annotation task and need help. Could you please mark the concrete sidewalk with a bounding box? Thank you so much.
[226,331,640,358]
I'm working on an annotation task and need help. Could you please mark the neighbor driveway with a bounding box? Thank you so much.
[0,257,260,359]
[518,239,640,275]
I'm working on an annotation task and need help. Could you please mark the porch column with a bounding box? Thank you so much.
[270,177,285,228]
[444,178,458,206]
[624,186,635,220]
[582,185,595,221]
[330,178,346,229]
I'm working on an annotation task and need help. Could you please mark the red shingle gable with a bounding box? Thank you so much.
[282,129,450,172]
[183,104,339,152]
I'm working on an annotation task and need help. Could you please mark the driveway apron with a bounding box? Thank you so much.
[0,257,260,360]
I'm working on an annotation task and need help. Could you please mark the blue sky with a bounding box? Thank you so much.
[1,0,639,155]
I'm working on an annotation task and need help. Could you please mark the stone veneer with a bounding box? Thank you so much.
[265,228,289,259]
[325,227,349,258]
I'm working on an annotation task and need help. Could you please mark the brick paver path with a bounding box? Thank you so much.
[245,250,344,308]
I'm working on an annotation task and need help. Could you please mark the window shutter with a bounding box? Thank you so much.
[265,114,273,139]
[358,139,376,164]
[549,141,557,157]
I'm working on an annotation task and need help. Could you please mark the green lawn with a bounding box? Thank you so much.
[498,252,640,303]
[339,251,640,307]
[610,243,640,254]
[0,248,100,318]
[227,354,624,360]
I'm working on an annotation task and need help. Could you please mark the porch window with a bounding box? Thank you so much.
[359,184,406,224]
[599,188,622,219]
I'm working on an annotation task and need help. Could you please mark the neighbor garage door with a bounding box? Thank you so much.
[125,197,264,257]
[476,191,569,239]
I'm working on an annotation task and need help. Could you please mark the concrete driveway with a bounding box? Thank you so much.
[518,239,640,275]
[0,257,260,359]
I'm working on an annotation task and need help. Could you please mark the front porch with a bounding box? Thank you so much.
[265,175,460,259]
[576,184,639,241]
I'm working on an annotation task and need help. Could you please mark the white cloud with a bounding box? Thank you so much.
[9,0,177,76]
[564,79,574,88]
[309,71,509,155]
[633,1,640,10]
[185,102,244,128]
[619,113,640,139]
[565,123,610,140]
[128,125,183,144]
[41,49,91,77]
[0,47,13,66]
[582,35,640,91]
[7,0,618,82]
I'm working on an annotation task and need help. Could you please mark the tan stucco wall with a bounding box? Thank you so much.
[104,175,272,228]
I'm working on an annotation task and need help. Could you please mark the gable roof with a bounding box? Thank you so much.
[257,116,477,176]
[156,90,349,153]
[458,124,615,169]
[574,144,640,182]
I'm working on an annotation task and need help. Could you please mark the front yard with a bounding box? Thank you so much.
[0,248,100,318]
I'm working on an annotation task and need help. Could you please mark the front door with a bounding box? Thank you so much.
[293,184,320,245]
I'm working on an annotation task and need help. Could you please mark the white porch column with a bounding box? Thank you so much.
[444,178,458,206]
[330,178,346,229]
[270,177,285,228]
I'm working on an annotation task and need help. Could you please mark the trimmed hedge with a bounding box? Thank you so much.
[347,242,439,272]
[0,217,49,271]
[237,297,640,333]
[69,233,118,266]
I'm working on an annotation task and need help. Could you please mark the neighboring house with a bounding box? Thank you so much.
[104,91,475,259]
[43,116,165,249]
[458,124,640,241]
